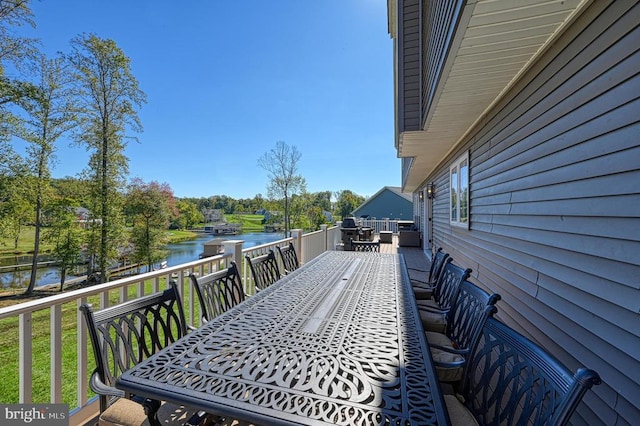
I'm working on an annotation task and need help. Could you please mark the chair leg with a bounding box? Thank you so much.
[140,398,162,426]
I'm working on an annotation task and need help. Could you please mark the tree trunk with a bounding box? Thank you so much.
[59,268,67,292]
[25,197,43,295]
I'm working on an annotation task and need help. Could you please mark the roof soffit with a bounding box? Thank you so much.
[400,0,589,193]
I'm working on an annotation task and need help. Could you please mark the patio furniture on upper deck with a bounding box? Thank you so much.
[350,238,381,252]
[416,261,471,309]
[190,262,245,323]
[446,317,601,425]
[275,242,299,274]
[398,220,421,247]
[116,251,451,425]
[245,249,281,291]
[80,282,205,426]
[424,280,500,383]
[412,248,451,299]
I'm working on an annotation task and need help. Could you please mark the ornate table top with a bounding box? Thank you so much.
[117,251,450,425]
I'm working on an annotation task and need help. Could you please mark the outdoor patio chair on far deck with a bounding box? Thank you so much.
[446,317,601,425]
[412,247,451,299]
[246,249,281,291]
[190,261,245,323]
[350,239,381,252]
[276,242,300,274]
[80,282,208,426]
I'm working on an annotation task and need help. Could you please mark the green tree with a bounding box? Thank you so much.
[125,179,176,272]
[173,199,203,229]
[45,203,83,292]
[258,141,306,236]
[0,0,38,109]
[334,190,365,219]
[0,175,31,248]
[312,191,332,213]
[67,34,146,283]
[14,54,77,295]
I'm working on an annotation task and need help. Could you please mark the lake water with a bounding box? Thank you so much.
[0,232,285,289]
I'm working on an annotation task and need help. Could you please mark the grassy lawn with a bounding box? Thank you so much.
[219,214,265,232]
[0,227,199,259]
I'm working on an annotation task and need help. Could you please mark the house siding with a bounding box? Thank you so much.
[427,1,639,424]
[352,189,413,220]
[398,0,421,132]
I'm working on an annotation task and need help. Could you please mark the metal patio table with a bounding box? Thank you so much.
[116,251,450,425]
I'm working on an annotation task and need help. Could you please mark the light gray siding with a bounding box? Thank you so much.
[398,0,421,132]
[428,1,639,424]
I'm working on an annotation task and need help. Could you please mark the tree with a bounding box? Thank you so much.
[258,141,306,236]
[14,54,77,295]
[0,0,38,108]
[173,199,203,229]
[125,179,176,272]
[334,190,365,219]
[45,202,83,292]
[0,174,32,248]
[67,34,146,283]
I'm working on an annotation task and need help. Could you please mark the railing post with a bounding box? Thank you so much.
[223,240,245,268]
[19,312,32,403]
[320,224,328,252]
[291,229,303,263]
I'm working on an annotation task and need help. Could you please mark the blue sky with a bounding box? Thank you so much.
[16,0,397,199]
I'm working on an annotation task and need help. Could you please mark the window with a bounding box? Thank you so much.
[450,152,469,228]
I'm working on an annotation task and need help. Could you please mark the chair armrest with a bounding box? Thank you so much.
[89,370,125,398]
[418,305,450,314]
[412,281,436,291]
[90,370,162,420]
[429,343,470,356]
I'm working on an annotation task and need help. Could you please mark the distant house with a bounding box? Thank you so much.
[202,208,223,223]
[74,207,100,229]
[352,186,413,220]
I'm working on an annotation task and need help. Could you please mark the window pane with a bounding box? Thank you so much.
[460,160,468,223]
[450,168,458,221]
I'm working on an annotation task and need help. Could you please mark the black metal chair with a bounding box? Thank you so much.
[416,261,471,313]
[190,261,245,323]
[446,317,602,425]
[276,242,300,274]
[350,239,381,252]
[246,249,281,291]
[412,248,451,299]
[424,280,500,383]
[80,282,205,426]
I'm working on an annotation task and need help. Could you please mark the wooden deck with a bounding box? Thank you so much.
[380,235,431,283]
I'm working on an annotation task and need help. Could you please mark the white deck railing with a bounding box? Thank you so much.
[0,225,339,425]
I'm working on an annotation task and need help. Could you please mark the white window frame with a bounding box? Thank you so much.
[450,151,469,228]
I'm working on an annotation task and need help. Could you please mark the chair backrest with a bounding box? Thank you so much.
[276,242,300,274]
[433,262,472,310]
[190,261,244,322]
[444,280,500,352]
[459,318,602,425]
[80,282,187,411]
[428,248,450,284]
[246,249,281,291]
[351,239,381,252]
